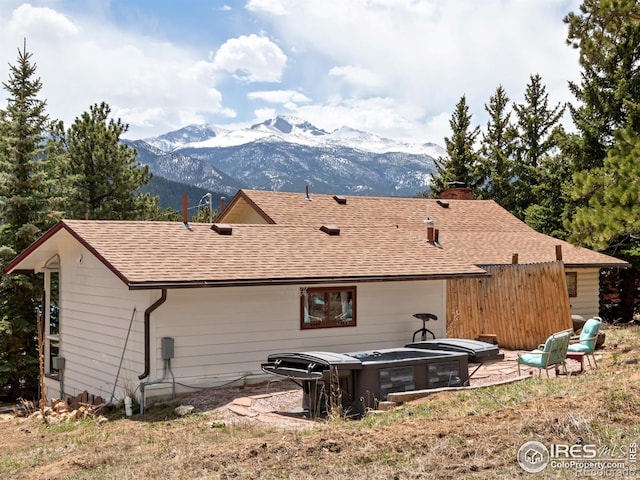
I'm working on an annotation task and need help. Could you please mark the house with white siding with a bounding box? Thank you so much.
[217,189,629,320]
[5,218,487,408]
[5,188,628,408]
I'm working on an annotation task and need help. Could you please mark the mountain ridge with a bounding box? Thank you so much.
[128,115,443,199]
[141,116,445,158]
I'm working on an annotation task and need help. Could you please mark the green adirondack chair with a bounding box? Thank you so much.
[567,317,602,369]
[517,331,571,377]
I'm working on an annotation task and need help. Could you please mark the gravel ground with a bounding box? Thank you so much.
[179,378,301,413]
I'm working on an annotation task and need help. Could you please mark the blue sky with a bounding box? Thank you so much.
[0,0,581,144]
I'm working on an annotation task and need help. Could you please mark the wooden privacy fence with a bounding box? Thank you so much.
[446,261,573,350]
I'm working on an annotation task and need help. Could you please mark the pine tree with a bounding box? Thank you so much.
[430,95,481,197]
[0,43,62,400]
[53,102,158,220]
[511,74,566,219]
[570,125,640,250]
[523,149,572,238]
[563,1,640,322]
[564,0,640,172]
[477,85,517,210]
[563,0,640,217]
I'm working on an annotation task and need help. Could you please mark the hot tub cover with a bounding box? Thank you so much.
[344,347,467,365]
[405,338,504,363]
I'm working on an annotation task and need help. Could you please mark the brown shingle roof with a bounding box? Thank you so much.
[218,190,628,268]
[218,189,528,229]
[6,220,488,288]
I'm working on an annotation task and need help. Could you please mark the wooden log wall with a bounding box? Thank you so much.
[446,261,573,350]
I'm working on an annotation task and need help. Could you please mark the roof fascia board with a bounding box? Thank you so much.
[127,271,491,290]
[4,221,67,274]
[563,262,631,269]
[4,221,132,287]
[477,262,630,269]
[61,223,132,285]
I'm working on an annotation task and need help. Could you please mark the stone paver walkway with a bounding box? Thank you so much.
[220,349,600,425]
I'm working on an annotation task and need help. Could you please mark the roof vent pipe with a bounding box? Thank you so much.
[433,229,442,248]
[427,226,435,243]
[425,217,435,243]
[333,195,347,205]
[555,245,563,261]
[220,196,225,212]
[305,185,312,201]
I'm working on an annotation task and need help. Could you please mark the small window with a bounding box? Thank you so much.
[45,270,61,377]
[301,286,356,329]
[566,272,577,297]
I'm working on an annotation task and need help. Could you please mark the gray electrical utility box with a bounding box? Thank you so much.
[161,337,174,359]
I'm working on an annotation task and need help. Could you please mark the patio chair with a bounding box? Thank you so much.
[516,331,571,377]
[567,317,602,369]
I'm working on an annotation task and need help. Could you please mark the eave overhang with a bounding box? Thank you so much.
[126,271,491,290]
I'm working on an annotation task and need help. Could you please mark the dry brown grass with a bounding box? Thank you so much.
[1,324,639,479]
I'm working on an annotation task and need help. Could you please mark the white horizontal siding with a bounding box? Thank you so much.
[47,240,153,403]
[45,235,446,403]
[567,268,601,320]
[45,378,61,402]
[147,280,445,397]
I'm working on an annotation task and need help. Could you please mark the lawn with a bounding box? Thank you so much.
[0,324,638,479]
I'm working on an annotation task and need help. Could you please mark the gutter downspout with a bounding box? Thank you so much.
[138,289,167,381]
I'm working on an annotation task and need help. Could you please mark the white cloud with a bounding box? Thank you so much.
[250,0,581,141]
[247,89,311,104]
[253,107,277,122]
[422,112,454,147]
[7,3,78,39]
[0,0,584,144]
[329,65,383,88]
[43,37,229,136]
[212,34,287,83]
[245,0,289,16]
[287,96,428,140]
[0,3,235,139]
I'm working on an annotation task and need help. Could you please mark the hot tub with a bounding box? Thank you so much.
[344,348,468,401]
[261,347,468,416]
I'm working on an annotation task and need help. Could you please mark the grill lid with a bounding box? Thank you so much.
[261,351,363,380]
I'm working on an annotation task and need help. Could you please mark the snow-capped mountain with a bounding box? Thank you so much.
[145,116,444,157]
[131,116,443,197]
[144,124,225,152]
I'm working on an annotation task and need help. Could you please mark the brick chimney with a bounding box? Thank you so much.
[439,181,473,200]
